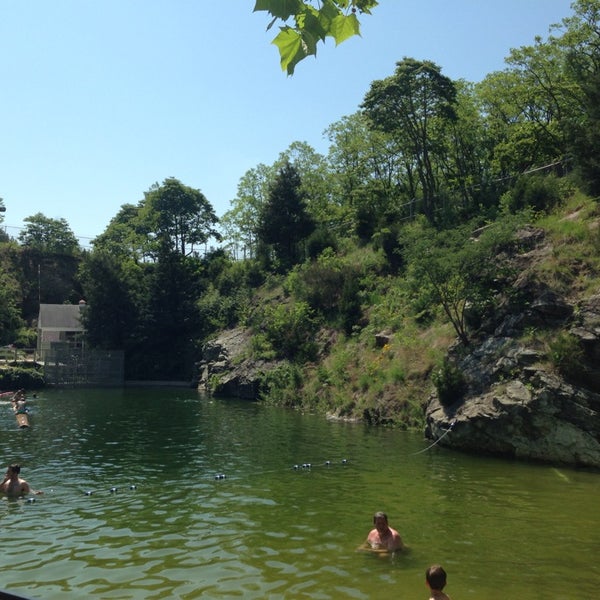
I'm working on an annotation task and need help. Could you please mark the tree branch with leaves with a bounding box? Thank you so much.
[254,0,379,75]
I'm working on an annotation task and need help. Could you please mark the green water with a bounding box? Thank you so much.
[0,388,598,599]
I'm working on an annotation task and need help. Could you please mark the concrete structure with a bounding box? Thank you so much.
[37,301,87,360]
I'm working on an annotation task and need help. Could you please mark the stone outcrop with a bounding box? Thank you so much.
[426,352,600,467]
[197,328,279,400]
[425,227,600,468]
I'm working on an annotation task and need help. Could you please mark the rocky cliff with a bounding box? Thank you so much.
[197,328,280,400]
[425,227,600,468]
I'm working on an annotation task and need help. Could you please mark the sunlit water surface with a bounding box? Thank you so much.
[0,388,598,599]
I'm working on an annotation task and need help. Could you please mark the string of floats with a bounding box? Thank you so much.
[17,423,456,502]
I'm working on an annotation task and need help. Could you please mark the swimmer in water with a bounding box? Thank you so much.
[426,564,451,600]
[0,464,43,497]
[362,511,404,552]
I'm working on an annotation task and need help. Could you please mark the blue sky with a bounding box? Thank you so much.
[0,1,574,246]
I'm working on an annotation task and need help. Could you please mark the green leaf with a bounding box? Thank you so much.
[354,0,379,15]
[253,0,302,21]
[329,13,360,45]
[266,16,278,31]
[298,9,328,43]
[272,27,308,75]
[257,0,378,74]
[317,0,340,34]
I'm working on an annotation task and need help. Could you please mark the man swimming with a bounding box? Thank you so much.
[0,464,43,497]
[364,511,404,551]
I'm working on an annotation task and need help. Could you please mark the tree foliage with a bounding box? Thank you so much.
[362,58,458,222]
[0,263,23,345]
[79,250,145,353]
[254,0,379,74]
[18,213,79,255]
[81,178,222,379]
[257,161,316,271]
[141,178,221,258]
[92,204,150,262]
[401,215,519,346]
[221,163,275,260]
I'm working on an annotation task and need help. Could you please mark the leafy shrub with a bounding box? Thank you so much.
[217,259,265,293]
[250,332,277,361]
[259,362,303,407]
[0,366,45,390]
[306,227,338,259]
[13,327,37,348]
[372,225,404,273]
[432,358,467,406]
[261,302,319,361]
[284,250,366,332]
[549,332,585,380]
[501,175,562,214]
[197,286,248,333]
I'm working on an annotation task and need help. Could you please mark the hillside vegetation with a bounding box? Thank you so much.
[206,181,600,432]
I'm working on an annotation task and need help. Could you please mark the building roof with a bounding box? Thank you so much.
[38,303,86,331]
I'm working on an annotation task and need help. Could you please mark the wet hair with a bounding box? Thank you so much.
[373,511,388,524]
[9,464,21,474]
[426,565,447,590]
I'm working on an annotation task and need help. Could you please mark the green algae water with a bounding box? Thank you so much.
[0,388,598,599]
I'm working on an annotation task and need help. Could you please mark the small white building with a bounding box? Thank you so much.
[37,301,87,360]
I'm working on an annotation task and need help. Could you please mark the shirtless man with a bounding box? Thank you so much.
[0,464,42,497]
[365,511,404,551]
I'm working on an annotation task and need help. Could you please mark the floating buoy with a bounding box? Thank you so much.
[342,459,348,464]
[129,485,137,490]
[325,460,331,466]
[26,497,35,503]
[293,464,300,470]
[214,473,226,480]
[110,487,118,493]
[84,491,93,496]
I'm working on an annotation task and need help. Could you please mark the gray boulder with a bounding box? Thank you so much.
[197,328,280,400]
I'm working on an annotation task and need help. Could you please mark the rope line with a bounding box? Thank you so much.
[409,420,456,456]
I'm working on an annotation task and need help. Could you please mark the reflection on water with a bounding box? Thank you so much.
[0,388,598,599]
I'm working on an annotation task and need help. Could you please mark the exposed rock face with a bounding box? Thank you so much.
[425,228,600,468]
[197,328,279,400]
[426,363,600,467]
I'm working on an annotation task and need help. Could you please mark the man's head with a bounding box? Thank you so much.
[373,511,389,533]
[8,464,21,475]
[426,565,447,591]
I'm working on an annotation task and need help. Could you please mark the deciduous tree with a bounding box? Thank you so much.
[140,178,221,258]
[221,164,275,260]
[18,213,79,254]
[362,58,458,222]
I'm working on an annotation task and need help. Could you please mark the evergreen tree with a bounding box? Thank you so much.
[257,162,315,271]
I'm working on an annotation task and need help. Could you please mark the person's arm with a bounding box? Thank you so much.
[390,532,404,551]
[357,529,375,551]
[22,481,43,495]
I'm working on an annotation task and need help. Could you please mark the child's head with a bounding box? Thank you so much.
[426,565,447,591]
